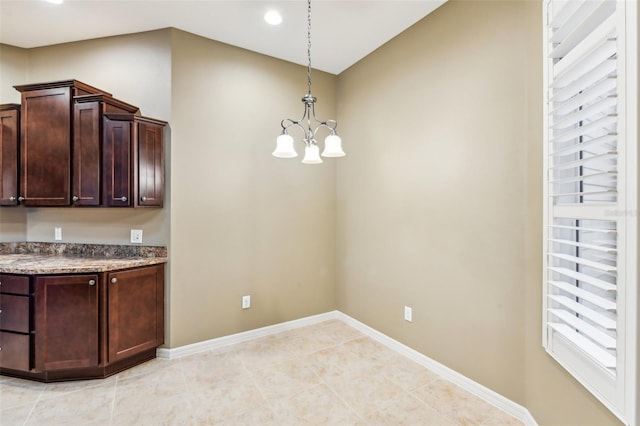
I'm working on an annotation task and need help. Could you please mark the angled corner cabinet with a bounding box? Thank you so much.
[0,264,165,381]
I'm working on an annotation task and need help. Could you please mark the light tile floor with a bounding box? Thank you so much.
[0,320,524,425]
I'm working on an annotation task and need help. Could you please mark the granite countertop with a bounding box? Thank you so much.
[0,242,168,274]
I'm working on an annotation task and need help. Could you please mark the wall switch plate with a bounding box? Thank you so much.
[242,295,251,309]
[54,227,62,241]
[404,306,413,322]
[130,229,143,244]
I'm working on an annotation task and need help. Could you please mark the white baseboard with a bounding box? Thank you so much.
[156,311,340,359]
[335,312,538,426]
[157,310,537,426]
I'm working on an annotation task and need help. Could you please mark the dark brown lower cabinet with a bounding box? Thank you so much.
[108,265,164,363]
[34,274,99,371]
[0,264,164,382]
[0,274,32,371]
[0,332,30,371]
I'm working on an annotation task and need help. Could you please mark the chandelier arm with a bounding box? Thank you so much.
[313,123,336,138]
[282,120,311,142]
[280,118,297,132]
[281,101,312,133]
[309,102,338,133]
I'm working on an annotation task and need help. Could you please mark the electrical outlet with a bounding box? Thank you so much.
[404,306,413,322]
[54,227,62,241]
[242,295,251,309]
[130,229,143,244]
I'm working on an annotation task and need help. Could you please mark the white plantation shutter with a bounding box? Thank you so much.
[543,1,637,424]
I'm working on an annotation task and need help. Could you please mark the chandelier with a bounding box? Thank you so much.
[272,0,345,164]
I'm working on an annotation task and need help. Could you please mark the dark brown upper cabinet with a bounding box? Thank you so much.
[14,80,109,207]
[0,104,20,206]
[6,79,165,208]
[103,113,166,208]
[73,94,139,206]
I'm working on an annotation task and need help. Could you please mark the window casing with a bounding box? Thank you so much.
[542,1,637,424]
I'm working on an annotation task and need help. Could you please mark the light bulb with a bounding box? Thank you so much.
[302,144,323,164]
[272,134,297,158]
[321,134,345,157]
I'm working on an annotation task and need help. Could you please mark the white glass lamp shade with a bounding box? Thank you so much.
[272,134,297,158]
[302,144,323,164]
[321,134,345,157]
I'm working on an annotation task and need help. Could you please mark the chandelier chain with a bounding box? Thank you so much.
[307,0,312,95]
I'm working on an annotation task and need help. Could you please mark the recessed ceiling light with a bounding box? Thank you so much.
[44,0,64,3]
[264,10,283,26]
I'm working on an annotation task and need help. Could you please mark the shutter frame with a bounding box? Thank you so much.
[542,1,638,424]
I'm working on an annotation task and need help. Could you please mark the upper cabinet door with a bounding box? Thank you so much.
[72,101,101,206]
[136,120,164,207]
[102,116,132,207]
[20,88,71,206]
[0,104,20,206]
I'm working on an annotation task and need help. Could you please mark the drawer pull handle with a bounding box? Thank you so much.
[111,278,118,284]
[89,279,96,286]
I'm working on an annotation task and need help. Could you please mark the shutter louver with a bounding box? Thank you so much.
[543,1,639,423]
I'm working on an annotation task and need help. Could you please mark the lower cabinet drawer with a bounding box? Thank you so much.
[0,275,30,295]
[0,331,30,371]
[0,294,31,333]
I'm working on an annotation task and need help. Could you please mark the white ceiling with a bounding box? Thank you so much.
[0,0,446,75]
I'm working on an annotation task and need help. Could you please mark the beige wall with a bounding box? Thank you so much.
[0,208,27,241]
[169,30,338,347]
[0,44,27,103]
[336,1,620,424]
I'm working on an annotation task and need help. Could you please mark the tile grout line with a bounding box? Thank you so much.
[175,356,196,425]
[238,347,281,422]
[109,374,119,425]
[302,332,370,424]
[21,383,45,426]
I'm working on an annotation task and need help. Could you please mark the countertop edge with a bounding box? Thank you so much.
[0,257,168,275]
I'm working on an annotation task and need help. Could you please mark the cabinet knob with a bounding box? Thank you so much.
[111,277,118,284]
[120,196,127,202]
[89,279,96,286]
[18,196,25,201]
[141,196,147,202]
[72,195,79,202]
[9,196,16,201]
